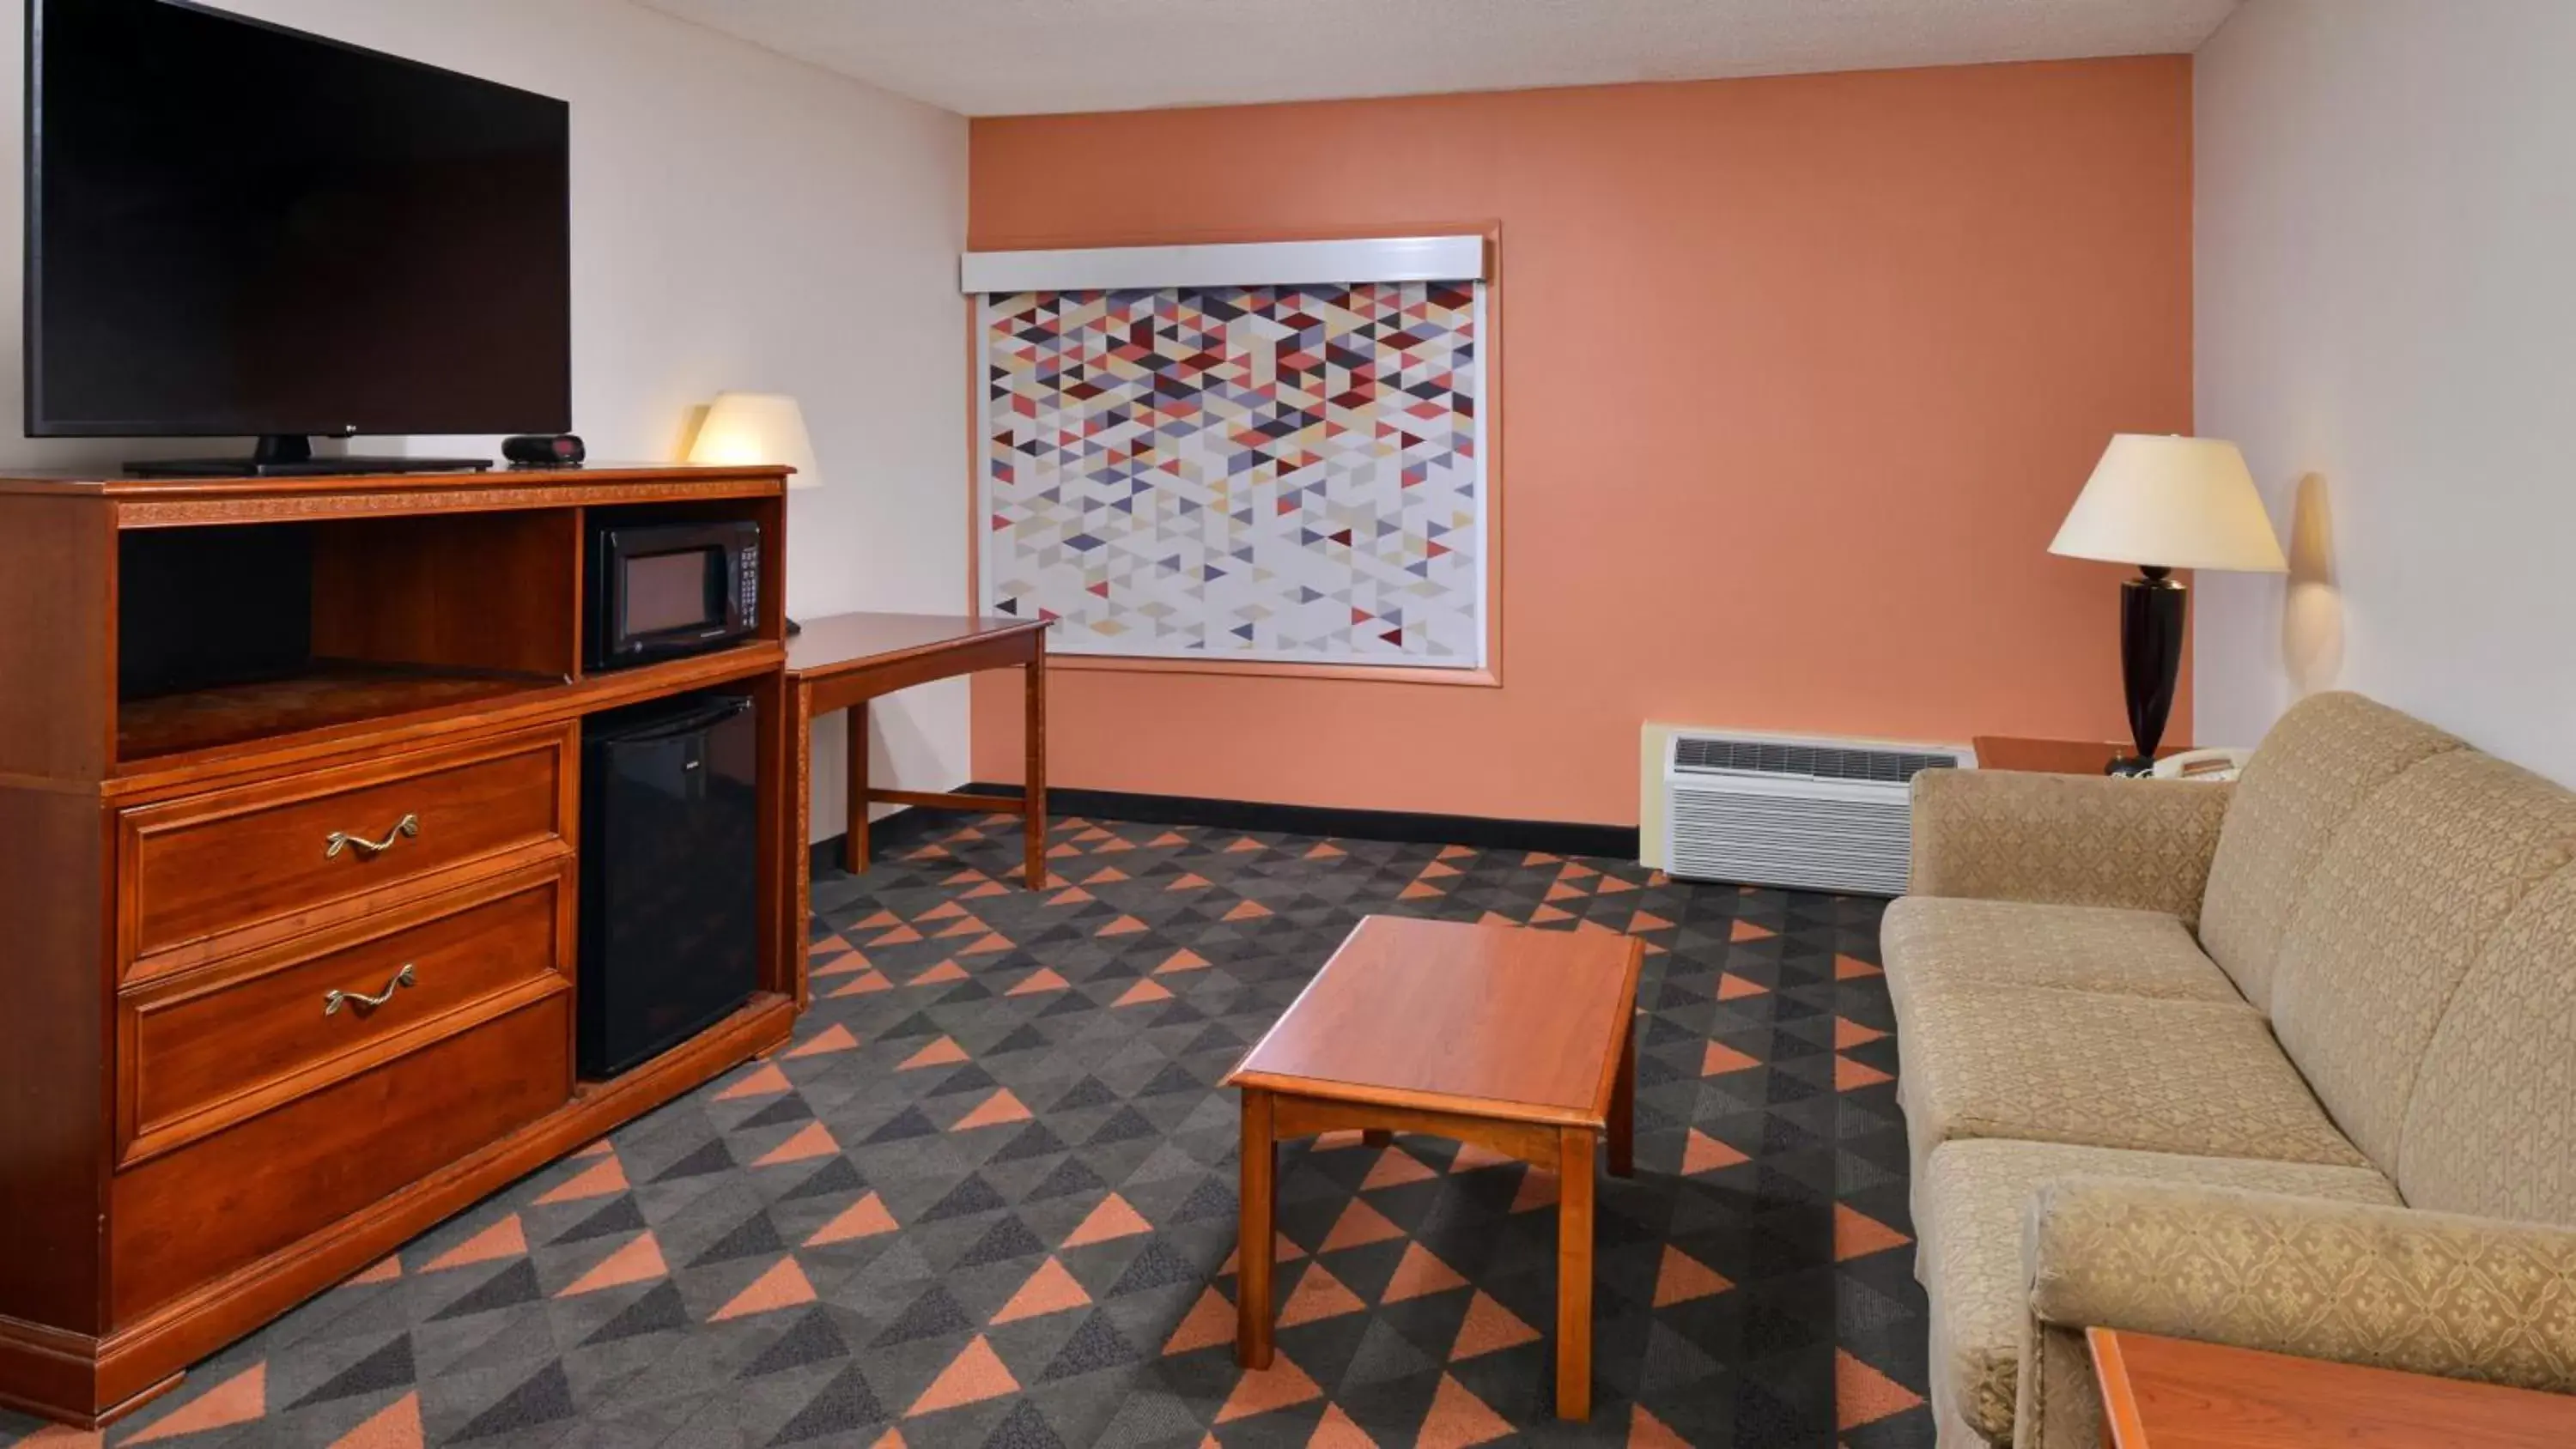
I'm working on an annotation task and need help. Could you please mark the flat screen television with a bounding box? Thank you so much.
[25,0,571,476]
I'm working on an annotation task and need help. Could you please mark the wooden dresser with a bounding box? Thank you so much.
[0,464,805,1428]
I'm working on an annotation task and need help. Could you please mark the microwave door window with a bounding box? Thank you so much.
[624,549,714,636]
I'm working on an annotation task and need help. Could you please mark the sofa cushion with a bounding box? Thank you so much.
[1920,1138,2397,1446]
[1898,986,2369,1193]
[1881,896,2242,1017]
[2400,862,2576,1225]
[2269,751,2576,1174]
[2196,692,2462,1013]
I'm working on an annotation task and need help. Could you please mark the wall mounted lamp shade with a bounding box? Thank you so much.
[2050,434,2287,774]
[689,391,820,492]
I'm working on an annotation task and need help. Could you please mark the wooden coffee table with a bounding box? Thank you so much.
[1221,915,1644,1419]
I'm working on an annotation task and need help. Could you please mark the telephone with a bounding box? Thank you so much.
[2150,747,2251,783]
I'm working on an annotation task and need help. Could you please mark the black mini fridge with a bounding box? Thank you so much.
[580,692,760,1077]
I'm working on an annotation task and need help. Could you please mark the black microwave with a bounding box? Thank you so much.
[586,518,762,670]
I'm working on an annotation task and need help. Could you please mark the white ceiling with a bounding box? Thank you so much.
[635,0,2239,118]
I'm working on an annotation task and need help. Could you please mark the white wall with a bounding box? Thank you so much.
[0,0,972,838]
[2194,0,2576,785]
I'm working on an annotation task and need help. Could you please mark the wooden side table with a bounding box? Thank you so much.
[2090,1327,2576,1447]
[1972,736,2190,775]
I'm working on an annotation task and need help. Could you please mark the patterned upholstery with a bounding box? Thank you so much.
[1893,694,2576,1449]
[2020,1179,2576,1449]
[1880,897,2242,1022]
[2268,751,2576,1173]
[1895,986,2369,1199]
[2400,863,2576,1224]
[1918,1139,2396,1446]
[2196,692,2463,1011]
[1907,769,2233,927]
[2020,1324,2100,1449]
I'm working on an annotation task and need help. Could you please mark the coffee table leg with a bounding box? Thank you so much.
[1609,1018,1636,1179]
[1362,1130,1392,1148]
[1556,1126,1595,1419]
[1237,1089,1276,1370]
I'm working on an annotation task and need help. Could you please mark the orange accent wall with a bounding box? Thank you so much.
[968,58,2192,826]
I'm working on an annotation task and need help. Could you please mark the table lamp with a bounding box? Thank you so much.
[2049,434,2287,774]
[689,391,819,633]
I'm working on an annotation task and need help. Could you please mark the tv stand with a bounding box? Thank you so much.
[0,464,799,1430]
[124,434,494,478]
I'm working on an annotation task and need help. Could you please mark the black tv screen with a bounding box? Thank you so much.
[26,0,571,439]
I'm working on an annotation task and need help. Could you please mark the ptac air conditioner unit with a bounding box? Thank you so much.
[1652,729,1973,896]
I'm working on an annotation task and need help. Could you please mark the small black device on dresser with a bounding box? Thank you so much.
[586,518,762,670]
[503,433,586,467]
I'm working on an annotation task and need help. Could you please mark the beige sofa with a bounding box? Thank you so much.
[1884,691,2576,1448]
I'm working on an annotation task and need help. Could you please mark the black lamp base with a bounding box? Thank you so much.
[2105,755,2159,778]
[2116,566,2187,775]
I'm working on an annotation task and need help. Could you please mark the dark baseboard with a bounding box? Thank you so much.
[811,785,1639,874]
[811,786,1638,872]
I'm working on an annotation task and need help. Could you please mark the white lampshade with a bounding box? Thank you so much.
[2050,434,2287,573]
[688,391,820,491]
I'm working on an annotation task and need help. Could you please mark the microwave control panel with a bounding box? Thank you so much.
[735,544,761,631]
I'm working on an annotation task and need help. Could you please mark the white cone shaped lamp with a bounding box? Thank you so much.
[2050,434,2287,773]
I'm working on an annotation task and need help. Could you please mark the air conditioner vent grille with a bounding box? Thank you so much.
[1656,728,1973,896]
[1672,737,1959,785]
[1669,791,1913,896]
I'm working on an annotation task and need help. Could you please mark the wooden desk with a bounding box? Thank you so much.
[784,613,1052,986]
[1223,916,1643,1419]
[1973,736,2188,775]
[2091,1327,2576,1448]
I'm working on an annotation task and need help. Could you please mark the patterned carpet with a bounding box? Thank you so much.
[0,812,1931,1448]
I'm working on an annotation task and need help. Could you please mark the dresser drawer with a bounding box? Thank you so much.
[111,992,570,1323]
[122,724,574,973]
[120,862,571,1165]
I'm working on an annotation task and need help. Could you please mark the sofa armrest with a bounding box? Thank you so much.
[1907,769,2231,925]
[2026,1175,2576,1387]
[2011,1178,2576,1449]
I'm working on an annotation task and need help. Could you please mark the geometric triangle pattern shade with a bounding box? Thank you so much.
[2,814,1929,1447]
[979,282,1486,666]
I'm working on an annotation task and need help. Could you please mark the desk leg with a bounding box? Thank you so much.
[1237,1088,1276,1369]
[843,700,870,876]
[1024,638,1048,888]
[1556,1126,1595,1420]
[1609,1016,1636,1178]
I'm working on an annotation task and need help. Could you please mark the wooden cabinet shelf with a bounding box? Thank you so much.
[118,664,556,763]
[109,643,787,786]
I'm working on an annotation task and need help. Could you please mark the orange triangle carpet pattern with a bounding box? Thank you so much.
[0,814,1929,1448]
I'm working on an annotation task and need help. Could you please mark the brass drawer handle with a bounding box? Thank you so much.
[324,963,416,1016]
[325,814,419,859]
